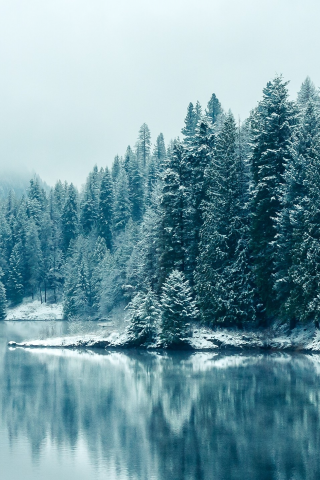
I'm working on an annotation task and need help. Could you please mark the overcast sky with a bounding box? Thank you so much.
[0,0,319,187]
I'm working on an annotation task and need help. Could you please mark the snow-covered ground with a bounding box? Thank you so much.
[6,300,63,321]
[7,320,320,352]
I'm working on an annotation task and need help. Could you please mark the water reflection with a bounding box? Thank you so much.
[1,324,320,480]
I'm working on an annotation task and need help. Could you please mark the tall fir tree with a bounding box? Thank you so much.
[181,102,197,145]
[112,155,121,181]
[113,167,131,234]
[275,91,320,324]
[206,93,222,125]
[160,270,198,347]
[7,242,24,305]
[0,279,7,320]
[153,133,166,171]
[126,289,161,345]
[137,123,151,169]
[61,183,79,252]
[98,167,114,250]
[158,140,186,287]
[80,166,100,234]
[182,117,214,283]
[250,76,295,319]
[195,113,256,326]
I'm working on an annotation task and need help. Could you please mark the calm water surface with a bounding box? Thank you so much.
[1,321,320,480]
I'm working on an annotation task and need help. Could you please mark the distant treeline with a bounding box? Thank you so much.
[0,75,318,333]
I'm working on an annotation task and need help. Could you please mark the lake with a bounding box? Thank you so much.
[1,321,320,480]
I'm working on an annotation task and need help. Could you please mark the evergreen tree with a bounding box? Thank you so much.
[153,133,166,171]
[25,219,42,298]
[137,123,151,168]
[250,76,295,318]
[206,93,222,125]
[113,167,131,234]
[146,155,158,206]
[0,279,7,320]
[159,140,186,286]
[80,166,100,234]
[160,270,198,347]
[126,289,161,345]
[27,177,47,226]
[126,182,162,294]
[182,117,214,283]
[297,76,320,110]
[181,102,197,144]
[7,242,24,305]
[61,183,79,251]
[112,155,121,181]
[194,101,202,125]
[98,167,114,250]
[52,180,65,219]
[127,153,144,222]
[275,93,320,324]
[195,113,255,326]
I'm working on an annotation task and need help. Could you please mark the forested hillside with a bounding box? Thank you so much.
[0,75,319,339]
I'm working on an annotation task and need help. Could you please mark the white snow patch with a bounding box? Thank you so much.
[6,300,63,321]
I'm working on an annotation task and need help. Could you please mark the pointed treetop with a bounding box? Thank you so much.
[206,93,222,124]
[297,76,320,109]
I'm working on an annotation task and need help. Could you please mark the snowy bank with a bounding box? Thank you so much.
[8,321,320,352]
[6,300,63,321]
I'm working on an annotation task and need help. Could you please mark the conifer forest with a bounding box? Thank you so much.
[1,75,319,342]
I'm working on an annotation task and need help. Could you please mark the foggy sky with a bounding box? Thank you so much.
[0,0,319,187]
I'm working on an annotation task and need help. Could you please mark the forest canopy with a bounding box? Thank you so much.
[0,75,319,334]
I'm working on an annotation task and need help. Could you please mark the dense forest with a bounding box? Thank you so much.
[0,75,319,343]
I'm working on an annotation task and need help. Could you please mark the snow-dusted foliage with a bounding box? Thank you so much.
[3,78,320,330]
[125,289,161,345]
[160,270,198,347]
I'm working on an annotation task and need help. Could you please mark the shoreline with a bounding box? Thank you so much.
[7,321,320,353]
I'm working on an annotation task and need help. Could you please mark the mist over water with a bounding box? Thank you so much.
[1,322,320,480]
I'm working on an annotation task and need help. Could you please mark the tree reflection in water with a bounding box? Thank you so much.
[1,346,320,480]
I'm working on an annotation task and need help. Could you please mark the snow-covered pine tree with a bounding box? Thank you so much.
[0,211,11,282]
[290,135,320,323]
[90,236,107,312]
[274,98,320,325]
[153,133,166,171]
[195,112,256,326]
[297,76,320,110]
[98,167,114,250]
[160,270,198,347]
[158,140,186,286]
[128,153,144,222]
[7,242,24,305]
[126,181,162,294]
[80,166,100,234]
[25,219,42,299]
[27,177,47,226]
[113,166,131,234]
[206,93,222,125]
[99,221,137,314]
[112,155,121,181]
[181,102,197,145]
[126,289,161,345]
[250,76,295,319]
[274,90,320,323]
[52,180,66,219]
[0,279,7,320]
[61,183,79,252]
[194,101,202,125]
[136,123,151,169]
[182,117,214,284]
